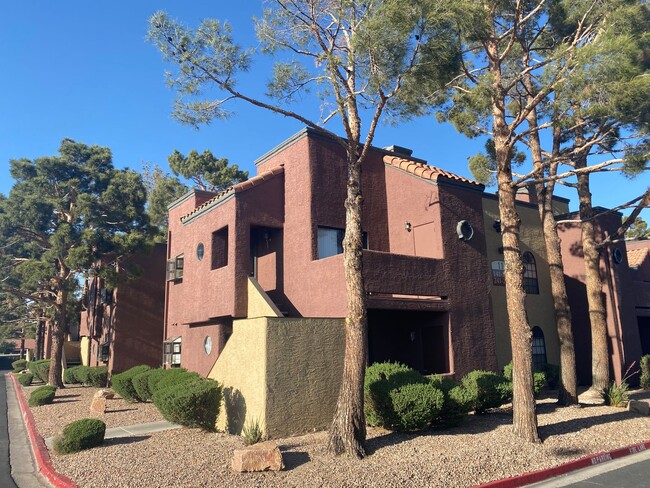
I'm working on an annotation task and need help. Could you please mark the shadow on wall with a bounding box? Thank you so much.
[223,387,247,435]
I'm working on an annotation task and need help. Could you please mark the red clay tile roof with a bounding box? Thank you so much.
[383,155,482,187]
[180,166,284,223]
[627,246,648,268]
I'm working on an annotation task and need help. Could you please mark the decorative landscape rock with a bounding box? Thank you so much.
[627,400,649,416]
[232,440,284,473]
[90,389,115,414]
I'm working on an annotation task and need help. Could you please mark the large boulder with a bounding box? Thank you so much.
[232,441,284,473]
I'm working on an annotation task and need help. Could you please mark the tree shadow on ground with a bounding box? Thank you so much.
[538,408,635,440]
[105,408,137,413]
[52,399,80,404]
[102,435,151,447]
[281,451,311,470]
[549,447,588,458]
[54,394,80,400]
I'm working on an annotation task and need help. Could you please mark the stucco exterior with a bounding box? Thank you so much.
[627,239,650,355]
[482,195,569,371]
[79,244,166,375]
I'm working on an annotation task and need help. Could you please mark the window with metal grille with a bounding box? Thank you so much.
[532,326,547,371]
[522,251,539,294]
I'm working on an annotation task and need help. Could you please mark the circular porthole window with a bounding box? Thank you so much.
[612,247,623,264]
[456,220,474,241]
[196,242,205,261]
[204,336,212,355]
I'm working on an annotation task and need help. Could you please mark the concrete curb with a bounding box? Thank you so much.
[475,440,650,487]
[9,374,78,488]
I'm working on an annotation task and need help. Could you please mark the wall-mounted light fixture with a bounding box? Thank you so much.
[405,221,412,232]
[493,220,502,233]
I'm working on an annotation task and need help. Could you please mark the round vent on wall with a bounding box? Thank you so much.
[612,247,623,264]
[204,336,212,355]
[196,242,205,261]
[456,220,474,241]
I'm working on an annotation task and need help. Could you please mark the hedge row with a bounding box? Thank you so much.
[112,365,221,431]
[64,366,108,387]
[365,360,554,432]
[29,385,56,407]
[12,359,27,373]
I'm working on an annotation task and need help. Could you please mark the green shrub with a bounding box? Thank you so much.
[543,364,560,390]
[427,375,457,394]
[132,369,158,402]
[389,382,444,431]
[87,366,108,387]
[53,419,106,454]
[242,418,265,446]
[152,368,201,394]
[29,385,56,407]
[641,355,650,390]
[145,368,168,395]
[440,385,473,427]
[18,373,34,386]
[72,366,92,385]
[63,366,82,384]
[152,378,222,430]
[604,381,630,407]
[364,362,427,427]
[533,371,547,396]
[12,359,28,373]
[460,370,511,414]
[29,360,50,383]
[111,365,152,402]
[503,362,513,381]
[502,362,548,398]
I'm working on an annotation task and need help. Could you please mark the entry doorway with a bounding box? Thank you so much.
[368,309,449,375]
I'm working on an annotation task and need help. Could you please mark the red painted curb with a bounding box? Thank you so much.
[475,439,650,487]
[9,373,79,488]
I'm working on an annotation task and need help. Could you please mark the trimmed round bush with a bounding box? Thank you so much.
[389,382,444,431]
[132,369,158,402]
[639,355,650,389]
[460,370,511,414]
[151,368,201,395]
[63,366,82,384]
[29,385,56,407]
[87,366,108,387]
[111,365,152,402]
[18,373,34,387]
[72,366,92,385]
[440,385,473,427]
[53,419,106,454]
[12,359,28,373]
[364,362,427,427]
[29,360,50,383]
[152,378,222,430]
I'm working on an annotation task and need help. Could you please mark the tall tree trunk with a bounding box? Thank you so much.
[576,169,610,393]
[48,267,68,388]
[488,32,539,441]
[524,88,578,406]
[328,147,368,458]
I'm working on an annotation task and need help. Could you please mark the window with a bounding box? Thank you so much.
[163,338,182,367]
[317,226,368,259]
[98,341,110,363]
[491,260,505,286]
[166,255,184,282]
[532,326,547,371]
[212,227,228,269]
[522,251,539,294]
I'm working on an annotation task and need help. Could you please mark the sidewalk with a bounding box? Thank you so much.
[43,421,180,449]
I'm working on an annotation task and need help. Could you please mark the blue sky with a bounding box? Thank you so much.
[0,2,647,219]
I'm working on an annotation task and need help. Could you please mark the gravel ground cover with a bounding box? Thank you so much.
[18,382,650,488]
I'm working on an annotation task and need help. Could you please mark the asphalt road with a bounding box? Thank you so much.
[0,367,19,488]
[530,449,650,487]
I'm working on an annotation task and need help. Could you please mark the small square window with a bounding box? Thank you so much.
[212,227,228,270]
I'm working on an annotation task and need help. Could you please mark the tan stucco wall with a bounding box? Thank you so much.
[80,337,91,367]
[209,317,268,434]
[265,317,345,438]
[247,277,282,319]
[483,197,561,371]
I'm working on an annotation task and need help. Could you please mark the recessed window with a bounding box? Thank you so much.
[212,227,228,269]
[317,226,368,259]
[98,341,110,363]
[532,326,547,371]
[197,242,205,261]
[522,252,539,294]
